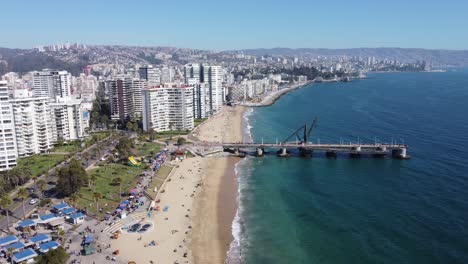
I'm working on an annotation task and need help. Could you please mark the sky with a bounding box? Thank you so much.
[1,0,467,50]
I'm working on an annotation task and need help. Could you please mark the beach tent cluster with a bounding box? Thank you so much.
[149,150,168,172]
[18,203,84,230]
[0,233,59,263]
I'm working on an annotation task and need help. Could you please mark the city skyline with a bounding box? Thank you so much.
[0,0,467,50]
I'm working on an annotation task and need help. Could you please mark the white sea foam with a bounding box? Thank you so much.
[226,108,254,263]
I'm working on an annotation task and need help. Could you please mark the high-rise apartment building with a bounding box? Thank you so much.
[142,85,194,132]
[139,65,161,86]
[10,91,55,156]
[193,83,210,118]
[184,63,202,84]
[0,81,18,171]
[32,70,72,100]
[205,66,224,114]
[107,77,147,122]
[50,98,84,141]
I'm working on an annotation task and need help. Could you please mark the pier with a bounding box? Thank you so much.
[217,119,410,159]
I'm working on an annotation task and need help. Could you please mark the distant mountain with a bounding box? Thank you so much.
[232,48,468,66]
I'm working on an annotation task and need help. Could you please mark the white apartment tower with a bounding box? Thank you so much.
[50,98,84,141]
[142,85,194,132]
[0,81,18,171]
[193,83,210,119]
[205,66,224,114]
[32,70,72,100]
[10,92,55,156]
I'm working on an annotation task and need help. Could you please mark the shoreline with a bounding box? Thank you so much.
[190,106,245,264]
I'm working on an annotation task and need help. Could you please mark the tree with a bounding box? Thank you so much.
[169,122,175,139]
[0,195,12,232]
[92,192,102,216]
[177,137,186,146]
[57,159,88,197]
[100,115,110,129]
[36,179,47,199]
[113,177,122,198]
[116,137,133,158]
[35,246,69,264]
[31,175,38,185]
[7,246,14,264]
[17,188,29,219]
[68,193,80,208]
[90,174,97,191]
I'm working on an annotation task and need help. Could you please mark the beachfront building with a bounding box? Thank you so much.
[107,76,147,122]
[50,98,84,141]
[0,81,18,171]
[192,83,211,118]
[142,85,194,132]
[10,90,55,157]
[204,65,224,114]
[32,70,72,100]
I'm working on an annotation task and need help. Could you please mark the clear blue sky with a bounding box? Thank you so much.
[1,0,467,50]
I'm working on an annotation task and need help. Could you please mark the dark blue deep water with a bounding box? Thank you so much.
[235,70,468,264]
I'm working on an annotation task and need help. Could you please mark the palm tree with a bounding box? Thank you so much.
[92,192,102,217]
[7,246,14,264]
[17,188,29,219]
[36,179,47,199]
[90,174,97,191]
[0,195,13,232]
[31,175,38,186]
[68,193,81,207]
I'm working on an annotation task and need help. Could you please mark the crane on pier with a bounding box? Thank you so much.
[281,118,318,145]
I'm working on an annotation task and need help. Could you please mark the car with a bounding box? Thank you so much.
[141,224,151,229]
[131,223,141,230]
[29,199,38,205]
[138,227,148,233]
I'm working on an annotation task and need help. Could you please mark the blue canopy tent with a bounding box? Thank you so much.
[12,248,37,263]
[52,202,69,212]
[61,207,75,215]
[39,241,59,253]
[118,200,129,209]
[6,242,25,252]
[18,219,36,229]
[0,235,18,247]
[84,235,93,244]
[39,213,58,223]
[29,234,51,244]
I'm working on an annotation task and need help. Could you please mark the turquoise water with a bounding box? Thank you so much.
[235,70,468,264]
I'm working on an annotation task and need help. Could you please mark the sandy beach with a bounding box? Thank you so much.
[191,106,244,264]
[111,106,245,264]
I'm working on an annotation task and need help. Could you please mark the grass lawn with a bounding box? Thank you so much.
[145,165,173,200]
[16,154,67,177]
[76,163,144,217]
[50,141,83,153]
[134,141,162,157]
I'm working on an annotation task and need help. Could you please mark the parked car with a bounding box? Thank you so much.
[29,199,38,205]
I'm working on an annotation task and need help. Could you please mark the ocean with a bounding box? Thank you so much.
[229,69,468,264]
